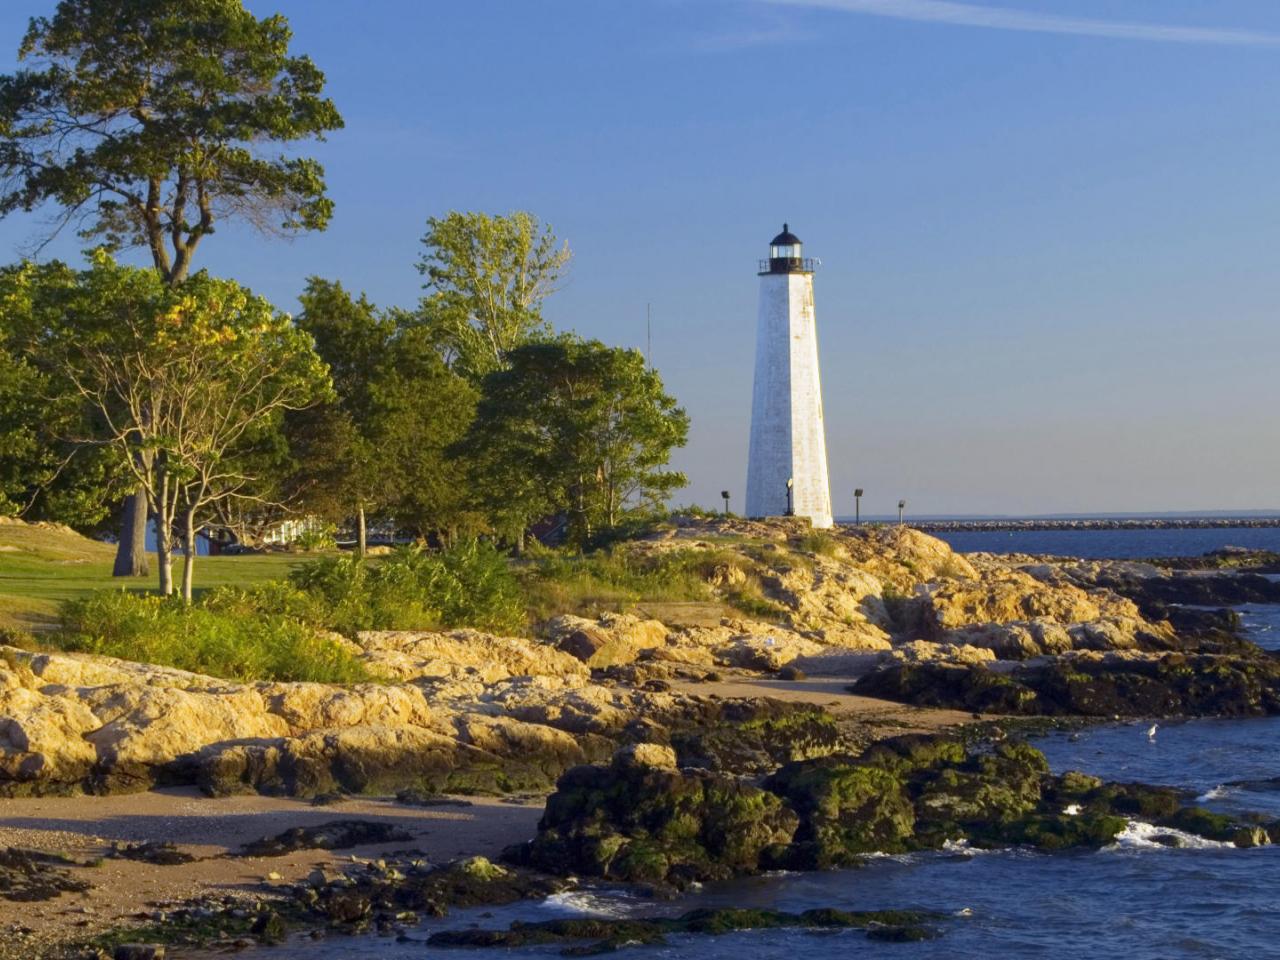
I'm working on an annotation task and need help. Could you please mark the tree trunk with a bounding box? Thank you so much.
[356,505,367,558]
[156,527,174,597]
[180,507,198,603]
[113,488,150,577]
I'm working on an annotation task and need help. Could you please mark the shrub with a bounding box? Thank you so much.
[55,590,370,683]
[426,540,526,633]
[288,552,438,634]
[293,523,338,552]
[287,540,525,635]
[797,532,841,558]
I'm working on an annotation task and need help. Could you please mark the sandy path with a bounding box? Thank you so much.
[0,789,543,956]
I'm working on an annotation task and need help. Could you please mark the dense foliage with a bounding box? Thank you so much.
[287,541,525,635]
[467,338,689,547]
[289,280,479,551]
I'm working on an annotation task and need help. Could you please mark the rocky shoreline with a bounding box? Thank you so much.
[4,517,1280,956]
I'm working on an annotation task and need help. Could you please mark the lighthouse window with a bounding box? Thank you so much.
[772,244,799,259]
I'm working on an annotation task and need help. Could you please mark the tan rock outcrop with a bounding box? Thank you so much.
[83,685,288,773]
[355,630,587,683]
[0,686,99,786]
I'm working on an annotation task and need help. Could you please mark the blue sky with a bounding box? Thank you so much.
[2,0,1278,516]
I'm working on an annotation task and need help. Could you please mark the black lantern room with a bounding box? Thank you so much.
[760,223,813,274]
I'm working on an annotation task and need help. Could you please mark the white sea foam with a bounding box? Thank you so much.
[941,838,998,855]
[1197,784,1235,802]
[1106,819,1233,851]
[539,889,638,917]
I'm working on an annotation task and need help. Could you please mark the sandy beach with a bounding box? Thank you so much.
[0,789,543,956]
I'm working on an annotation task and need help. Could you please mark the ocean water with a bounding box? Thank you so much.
[932,526,1280,559]
[1238,605,1280,650]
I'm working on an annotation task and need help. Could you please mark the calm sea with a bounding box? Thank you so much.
[931,526,1280,559]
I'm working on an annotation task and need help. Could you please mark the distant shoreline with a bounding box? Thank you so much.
[841,517,1280,533]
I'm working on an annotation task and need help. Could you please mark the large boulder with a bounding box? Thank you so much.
[0,686,100,791]
[543,613,669,668]
[81,685,289,785]
[513,745,799,888]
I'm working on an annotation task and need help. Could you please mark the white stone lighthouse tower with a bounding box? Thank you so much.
[745,224,834,528]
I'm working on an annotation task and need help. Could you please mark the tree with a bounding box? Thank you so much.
[25,254,330,599]
[291,280,479,552]
[0,260,122,528]
[377,325,480,544]
[465,337,689,547]
[417,211,571,381]
[0,0,344,576]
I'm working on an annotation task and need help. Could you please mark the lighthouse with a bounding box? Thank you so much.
[745,224,834,529]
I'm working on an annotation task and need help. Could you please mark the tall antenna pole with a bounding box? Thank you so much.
[646,303,652,370]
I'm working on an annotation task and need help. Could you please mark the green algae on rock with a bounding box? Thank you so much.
[426,906,942,954]
[510,741,798,888]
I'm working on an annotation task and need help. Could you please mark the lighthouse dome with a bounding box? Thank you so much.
[770,223,801,246]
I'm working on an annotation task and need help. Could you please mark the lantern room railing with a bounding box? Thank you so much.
[759,257,818,274]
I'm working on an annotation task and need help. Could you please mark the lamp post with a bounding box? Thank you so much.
[721,490,731,516]
[785,478,795,517]
[854,488,864,526]
[898,499,906,526]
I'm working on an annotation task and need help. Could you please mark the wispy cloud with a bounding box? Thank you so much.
[760,0,1280,47]
[691,21,812,52]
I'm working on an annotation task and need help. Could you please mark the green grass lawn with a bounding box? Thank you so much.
[0,522,308,632]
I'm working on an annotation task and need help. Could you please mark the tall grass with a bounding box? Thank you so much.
[56,591,370,683]
[517,545,793,622]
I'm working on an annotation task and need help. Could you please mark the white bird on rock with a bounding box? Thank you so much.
[1147,723,1159,740]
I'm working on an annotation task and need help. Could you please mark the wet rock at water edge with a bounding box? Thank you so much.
[394,787,473,807]
[849,651,1280,718]
[108,840,195,865]
[295,854,566,924]
[113,946,166,960]
[240,819,413,857]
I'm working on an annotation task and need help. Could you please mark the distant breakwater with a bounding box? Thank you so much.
[895,517,1280,533]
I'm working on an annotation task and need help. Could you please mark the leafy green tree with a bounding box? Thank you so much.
[417,211,571,381]
[465,337,689,547]
[292,281,478,552]
[376,325,481,543]
[0,260,123,528]
[19,253,331,600]
[0,0,344,576]
[291,280,397,555]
